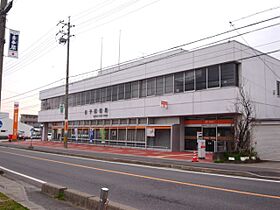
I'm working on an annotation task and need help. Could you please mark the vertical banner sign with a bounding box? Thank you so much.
[8,29,20,58]
[74,128,78,142]
[100,128,106,144]
[89,128,94,143]
[12,102,19,140]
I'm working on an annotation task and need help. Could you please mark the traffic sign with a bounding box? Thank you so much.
[0,120,2,128]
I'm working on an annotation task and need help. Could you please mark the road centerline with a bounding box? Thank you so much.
[0,149,279,200]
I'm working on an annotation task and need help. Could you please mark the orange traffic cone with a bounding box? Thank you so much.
[192,150,199,162]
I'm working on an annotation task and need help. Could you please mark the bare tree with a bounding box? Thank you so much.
[234,87,255,154]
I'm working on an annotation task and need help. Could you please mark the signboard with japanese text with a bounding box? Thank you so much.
[8,29,20,58]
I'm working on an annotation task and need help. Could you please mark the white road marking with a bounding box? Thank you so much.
[1,146,280,184]
[0,166,46,184]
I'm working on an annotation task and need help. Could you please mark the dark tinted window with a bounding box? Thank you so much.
[165,74,173,93]
[131,81,139,98]
[112,85,118,101]
[139,80,146,98]
[208,65,219,88]
[118,84,124,100]
[147,78,155,96]
[106,86,112,101]
[174,72,184,93]
[195,68,206,90]
[156,76,164,95]
[101,88,106,102]
[125,83,131,99]
[221,63,238,87]
[185,70,194,91]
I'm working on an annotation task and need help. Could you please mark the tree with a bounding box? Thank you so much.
[234,87,255,154]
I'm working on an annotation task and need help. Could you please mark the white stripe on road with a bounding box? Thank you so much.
[2,146,280,184]
[0,166,46,184]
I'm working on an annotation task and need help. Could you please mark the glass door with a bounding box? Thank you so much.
[203,127,216,152]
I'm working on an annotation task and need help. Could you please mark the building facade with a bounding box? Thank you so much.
[20,114,40,128]
[38,41,280,160]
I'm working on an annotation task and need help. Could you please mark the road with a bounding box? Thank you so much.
[0,146,279,210]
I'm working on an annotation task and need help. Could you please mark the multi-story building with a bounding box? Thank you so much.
[20,114,40,128]
[38,41,280,160]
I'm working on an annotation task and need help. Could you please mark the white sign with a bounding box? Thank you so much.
[146,128,155,137]
[197,131,203,140]
[8,29,20,58]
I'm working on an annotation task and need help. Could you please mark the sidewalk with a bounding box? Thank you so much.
[0,174,82,210]
[1,140,280,180]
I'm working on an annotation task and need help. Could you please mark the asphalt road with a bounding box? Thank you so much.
[0,147,279,210]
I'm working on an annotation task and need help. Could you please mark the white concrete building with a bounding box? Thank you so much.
[38,41,280,160]
[0,112,33,139]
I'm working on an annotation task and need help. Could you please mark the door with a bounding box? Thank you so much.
[203,127,216,152]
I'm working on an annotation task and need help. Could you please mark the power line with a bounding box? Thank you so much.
[231,5,280,23]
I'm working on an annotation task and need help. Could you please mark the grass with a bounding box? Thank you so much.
[0,192,28,210]
[55,192,65,200]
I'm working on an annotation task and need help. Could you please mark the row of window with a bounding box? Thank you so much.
[41,62,239,110]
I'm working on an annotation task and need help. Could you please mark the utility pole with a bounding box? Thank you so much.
[0,0,13,110]
[56,16,74,148]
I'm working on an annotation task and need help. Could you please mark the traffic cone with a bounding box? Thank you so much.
[192,150,199,162]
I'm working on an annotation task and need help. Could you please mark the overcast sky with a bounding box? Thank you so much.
[2,0,280,117]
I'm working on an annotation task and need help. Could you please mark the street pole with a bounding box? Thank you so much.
[0,0,13,110]
[57,16,74,148]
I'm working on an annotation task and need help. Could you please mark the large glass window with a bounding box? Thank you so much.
[112,85,118,101]
[101,88,106,102]
[139,80,146,98]
[174,72,184,93]
[156,76,164,95]
[81,92,86,105]
[221,63,238,87]
[165,74,173,93]
[131,81,138,98]
[106,86,112,102]
[125,83,131,99]
[85,91,90,104]
[90,90,95,104]
[77,93,82,106]
[147,78,155,96]
[208,65,219,88]
[96,89,101,102]
[185,70,194,91]
[195,68,206,90]
[118,84,124,100]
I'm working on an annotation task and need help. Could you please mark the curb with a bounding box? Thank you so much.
[41,182,137,210]
[1,143,279,180]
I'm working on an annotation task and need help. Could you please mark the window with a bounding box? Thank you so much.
[195,68,206,90]
[112,85,118,101]
[118,84,124,100]
[101,88,106,102]
[156,76,164,95]
[85,91,90,104]
[96,89,101,102]
[90,90,95,104]
[139,80,146,98]
[174,72,184,93]
[131,81,139,98]
[125,83,131,99]
[106,86,112,101]
[147,78,155,96]
[165,74,173,93]
[221,63,238,87]
[81,92,86,105]
[185,70,194,91]
[77,93,82,106]
[208,65,219,88]
[277,81,280,96]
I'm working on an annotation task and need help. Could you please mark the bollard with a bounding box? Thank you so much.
[98,187,109,210]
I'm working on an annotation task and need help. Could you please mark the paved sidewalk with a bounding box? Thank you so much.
[1,140,280,180]
[0,174,82,210]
